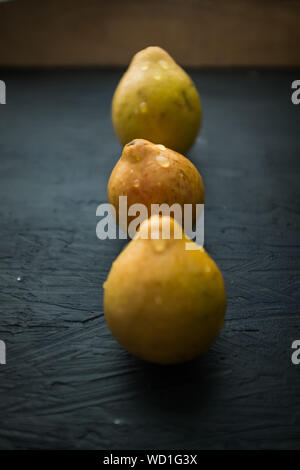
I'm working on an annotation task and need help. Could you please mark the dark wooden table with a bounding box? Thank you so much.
[0,69,299,450]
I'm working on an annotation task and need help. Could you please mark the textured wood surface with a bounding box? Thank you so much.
[0,69,300,449]
[0,0,300,67]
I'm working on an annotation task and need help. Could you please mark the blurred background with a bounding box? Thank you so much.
[0,0,300,68]
[1,0,300,452]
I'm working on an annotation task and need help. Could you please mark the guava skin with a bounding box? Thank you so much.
[107,139,205,233]
[104,216,226,365]
[112,47,202,154]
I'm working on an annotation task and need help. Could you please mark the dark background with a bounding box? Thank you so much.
[0,0,300,451]
[0,69,299,449]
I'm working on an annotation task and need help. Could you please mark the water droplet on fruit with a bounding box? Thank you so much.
[156,144,166,151]
[141,64,149,71]
[139,101,148,114]
[159,60,168,70]
[156,154,170,168]
[133,179,140,188]
[153,74,161,80]
[204,264,212,273]
[152,239,166,253]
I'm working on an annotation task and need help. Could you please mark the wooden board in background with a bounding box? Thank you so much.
[0,0,300,67]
